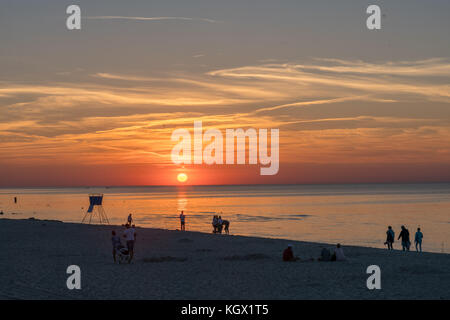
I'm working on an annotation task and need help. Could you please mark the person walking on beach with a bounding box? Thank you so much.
[179,211,186,231]
[127,213,133,226]
[415,228,423,252]
[123,224,136,263]
[385,226,395,250]
[111,230,122,263]
[398,225,410,251]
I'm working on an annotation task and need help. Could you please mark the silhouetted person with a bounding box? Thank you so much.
[398,225,410,251]
[331,243,346,261]
[318,247,331,261]
[283,245,298,261]
[385,226,395,250]
[212,215,218,233]
[111,230,121,263]
[123,224,136,263]
[415,228,423,252]
[179,211,186,231]
[222,219,230,234]
[217,216,223,234]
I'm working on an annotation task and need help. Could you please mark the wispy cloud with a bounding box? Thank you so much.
[84,16,218,23]
[1,58,449,167]
[309,58,450,76]
[208,59,450,102]
[93,73,159,82]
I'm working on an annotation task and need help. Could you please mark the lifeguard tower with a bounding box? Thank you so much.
[82,194,109,224]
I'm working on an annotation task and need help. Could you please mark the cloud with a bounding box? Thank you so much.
[84,16,217,23]
[207,59,450,102]
[250,96,367,114]
[93,73,159,82]
[1,58,449,168]
[309,58,450,76]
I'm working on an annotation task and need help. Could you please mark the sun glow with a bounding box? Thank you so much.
[177,173,188,183]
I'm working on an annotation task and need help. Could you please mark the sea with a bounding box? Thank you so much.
[1,183,449,253]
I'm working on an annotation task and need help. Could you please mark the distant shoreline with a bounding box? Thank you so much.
[5,217,450,256]
[1,181,450,189]
[4,217,450,257]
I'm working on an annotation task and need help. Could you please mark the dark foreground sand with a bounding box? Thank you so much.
[0,218,448,300]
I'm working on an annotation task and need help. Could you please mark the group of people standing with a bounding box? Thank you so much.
[111,213,427,266]
[179,211,231,235]
[212,215,230,234]
[111,214,137,263]
[385,225,423,252]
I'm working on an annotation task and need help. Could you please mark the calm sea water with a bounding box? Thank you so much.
[0,184,449,253]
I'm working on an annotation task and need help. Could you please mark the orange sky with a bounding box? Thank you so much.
[1,59,450,186]
[1,2,449,186]
[1,162,449,187]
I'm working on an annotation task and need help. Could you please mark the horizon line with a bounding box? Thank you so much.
[1,181,449,189]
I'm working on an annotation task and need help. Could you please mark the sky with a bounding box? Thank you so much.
[0,0,449,186]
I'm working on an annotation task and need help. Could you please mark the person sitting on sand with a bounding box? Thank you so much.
[179,211,186,231]
[111,230,122,263]
[318,247,331,261]
[123,224,136,263]
[415,228,423,252]
[331,243,346,261]
[398,225,410,251]
[385,226,395,250]
[283,244,299,261]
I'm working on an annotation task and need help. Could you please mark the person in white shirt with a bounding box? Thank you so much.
[333,243,346,261]
[123,224,136,263]
[179,211,186,231]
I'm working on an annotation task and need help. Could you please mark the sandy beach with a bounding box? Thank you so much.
[0,218,448,300]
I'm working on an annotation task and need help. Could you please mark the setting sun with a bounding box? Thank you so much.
[177,173,188,183]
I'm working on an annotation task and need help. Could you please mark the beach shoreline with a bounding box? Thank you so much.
[0,218,449,300]
[2,183,449,254]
